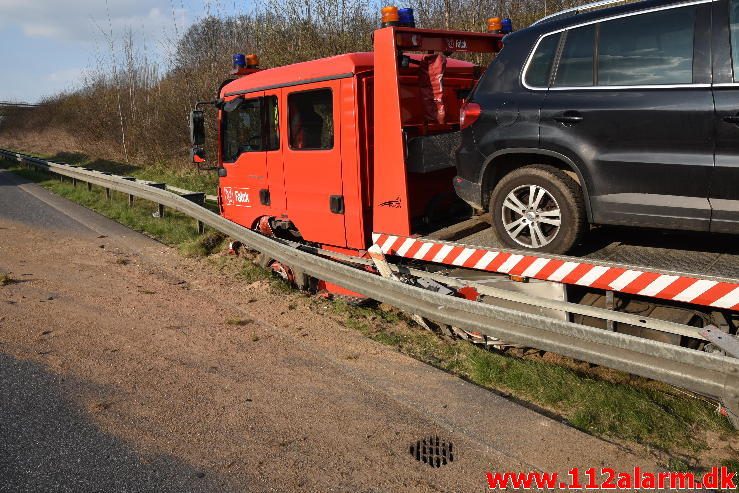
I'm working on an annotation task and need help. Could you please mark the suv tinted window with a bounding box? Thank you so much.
[525,34,560,88]
[598,6,695,86]
[554,25,595,87]
[730,0,739,81]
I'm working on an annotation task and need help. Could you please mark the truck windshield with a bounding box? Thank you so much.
[222,98,263,162]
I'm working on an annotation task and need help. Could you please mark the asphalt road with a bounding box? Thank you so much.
[0,168,656,491]
[0,354,233,493]
[0,169,236,492]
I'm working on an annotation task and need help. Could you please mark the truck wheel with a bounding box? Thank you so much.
[489,165,586,255]
[256,253,312,291]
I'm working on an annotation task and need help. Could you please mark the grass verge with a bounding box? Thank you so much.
[2,155,736,472]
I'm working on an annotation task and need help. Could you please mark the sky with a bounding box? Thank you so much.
[0,0,243,103]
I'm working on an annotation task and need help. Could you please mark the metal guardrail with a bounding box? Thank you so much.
[2,148,738,426]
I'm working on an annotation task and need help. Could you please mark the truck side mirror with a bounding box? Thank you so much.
[191,146,206,164]
[190,109,205,146]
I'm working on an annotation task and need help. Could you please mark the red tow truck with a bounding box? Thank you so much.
[190,8,739,351]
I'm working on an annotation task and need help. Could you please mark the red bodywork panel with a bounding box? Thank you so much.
[217,28,502,253]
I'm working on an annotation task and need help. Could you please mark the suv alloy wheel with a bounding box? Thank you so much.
[490,165,586,254]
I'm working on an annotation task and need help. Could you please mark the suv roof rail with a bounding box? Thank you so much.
[531,0,638,26]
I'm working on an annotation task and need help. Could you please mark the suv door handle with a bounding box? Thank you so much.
[553,111,584,125]
[723,115,739,125]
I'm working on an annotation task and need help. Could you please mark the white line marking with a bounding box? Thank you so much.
[498,254,524,274]
[413,242,434,260]
[575,266,610,287]
[548,262,579,282]
[380,235,398,253]
[609,270,643,291]
[711,287,739,308]
[396,238,417,257]
[432,245,455,263]
[451,248,476,266]
[673,279,718,302]
[473,251,499,270]
[638,275,680,297]
[521,258,550,278]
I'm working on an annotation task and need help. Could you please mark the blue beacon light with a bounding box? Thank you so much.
[501,18,513,34]
[398,8,415,27]
[233,53,246,69]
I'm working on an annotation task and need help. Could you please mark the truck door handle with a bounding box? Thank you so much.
[723,115,739,125]
[553,111,583,125]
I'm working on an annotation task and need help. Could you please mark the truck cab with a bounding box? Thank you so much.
[212,27,502,255]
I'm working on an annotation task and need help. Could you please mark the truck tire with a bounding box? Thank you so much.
[489,165,586,255]
[256,253,312,291]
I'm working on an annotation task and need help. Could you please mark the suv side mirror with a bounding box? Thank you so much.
[190,109,205,146]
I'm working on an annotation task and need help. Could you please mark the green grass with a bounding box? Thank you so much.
[25,150,219,195]
[3,154,737,470]
[4,161,218,256]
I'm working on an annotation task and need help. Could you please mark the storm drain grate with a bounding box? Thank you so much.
[410,436,454,468]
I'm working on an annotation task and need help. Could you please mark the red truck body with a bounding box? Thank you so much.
[217,27,502,256]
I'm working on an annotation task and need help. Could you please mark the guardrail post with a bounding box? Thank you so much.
[72,177,77,188]
[723,370,739,429]
[87,182,92,192]
[180,193,206,233]
[105,188,111,201]
[605,291,617,332]
[121,177,136,206]
[147,183,167,219]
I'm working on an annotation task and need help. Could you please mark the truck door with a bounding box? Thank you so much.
[282,82,346,247]
[710,0,739,233]
[219,94,268,226]
[539,3,714,232]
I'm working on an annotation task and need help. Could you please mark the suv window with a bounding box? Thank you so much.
[730,0,739,81]
[288,89,334,150]
[554,24,595,87]
[597,6,695,86]
[525,33,560,88]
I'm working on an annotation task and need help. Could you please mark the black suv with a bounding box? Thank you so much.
[455,0,739,254]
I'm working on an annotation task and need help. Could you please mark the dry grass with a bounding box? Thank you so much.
[0,0,590,168]
[0,273,14,286]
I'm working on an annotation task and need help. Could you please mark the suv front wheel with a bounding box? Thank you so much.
[490,165,586,255]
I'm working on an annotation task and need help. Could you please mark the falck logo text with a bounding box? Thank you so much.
[222,187,252,207]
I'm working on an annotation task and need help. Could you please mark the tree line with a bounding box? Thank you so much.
[0,0,588,167]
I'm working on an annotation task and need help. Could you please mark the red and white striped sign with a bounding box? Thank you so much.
[371,233,739,311]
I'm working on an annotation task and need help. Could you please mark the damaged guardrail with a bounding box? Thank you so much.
[2,147,738,427]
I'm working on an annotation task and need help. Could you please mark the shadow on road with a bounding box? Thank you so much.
[0,353,238,492]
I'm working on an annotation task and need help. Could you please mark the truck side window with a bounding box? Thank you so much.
[288,89,333,150]
[731,0,739,82]
[265,96,280,151]
[597,6,695,86]
[525,33,560,88]
[553,24,595,88]
[222,98,263,162]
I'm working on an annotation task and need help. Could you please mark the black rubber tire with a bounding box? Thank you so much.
[489,165,587,255]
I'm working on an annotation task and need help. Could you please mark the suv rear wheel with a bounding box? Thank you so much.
[490,165,586,254]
